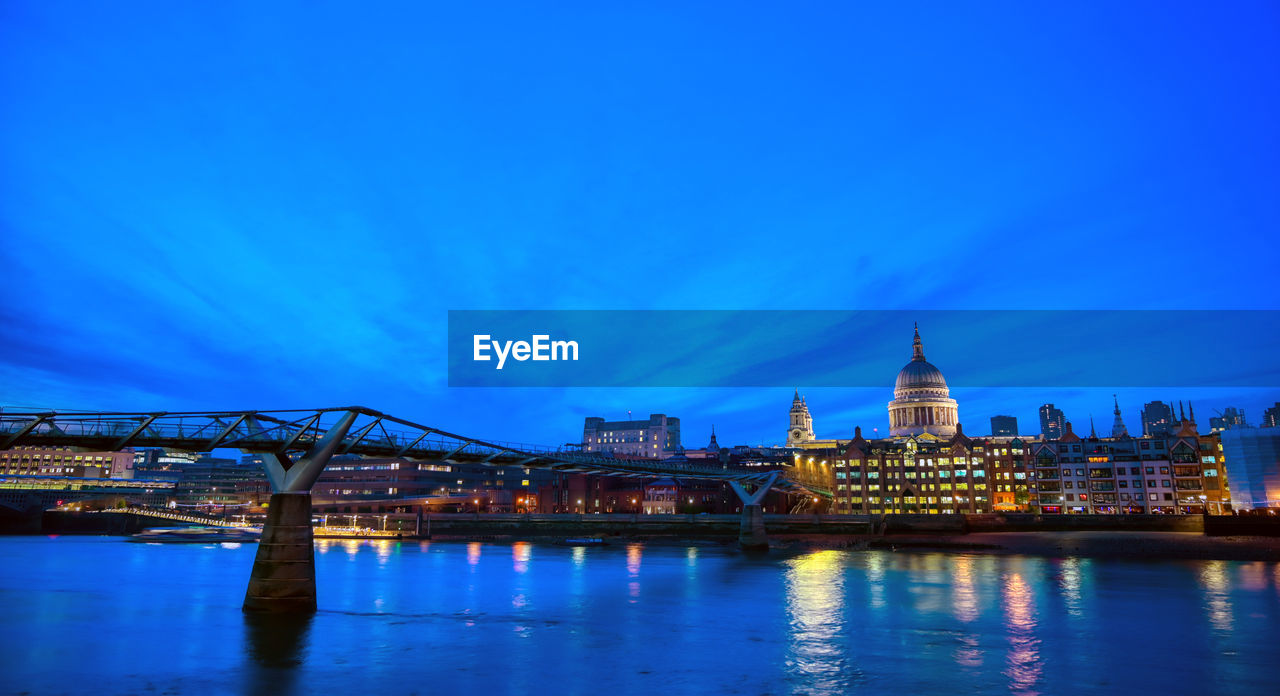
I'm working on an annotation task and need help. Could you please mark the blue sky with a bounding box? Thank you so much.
[2,2,1278,447]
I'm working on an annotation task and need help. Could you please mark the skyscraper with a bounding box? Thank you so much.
[990,415,1018,437]
[1039,404,1065,439]
[1141,401,1176,437]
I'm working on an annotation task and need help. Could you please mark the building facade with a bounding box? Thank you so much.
[583,414,681,457]
[0,447,135,479]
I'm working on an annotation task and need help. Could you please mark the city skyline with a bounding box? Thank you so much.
[3,2,1278,450]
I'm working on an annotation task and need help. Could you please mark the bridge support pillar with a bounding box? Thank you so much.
[243,493,316,613]
[729,472,777,552]
[739,504,768,550]
[242,410,358,614]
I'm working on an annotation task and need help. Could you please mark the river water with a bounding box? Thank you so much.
[1,536,1278,695]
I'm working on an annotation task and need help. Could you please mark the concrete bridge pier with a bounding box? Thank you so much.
[242,410,357,613]
[730,472,777,551]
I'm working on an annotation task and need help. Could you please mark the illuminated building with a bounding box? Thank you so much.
[1029,405,1221,514]
[887,324,959,438]
[583,414,681,457]
[1039,404,1065,440]
[829,426,1030,514]
[786,391,816,445]
[1141,400,1177,436]
[0,446,134,479]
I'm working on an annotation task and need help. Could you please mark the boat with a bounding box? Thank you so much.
[555,537,609,547]
[127,526,262,543]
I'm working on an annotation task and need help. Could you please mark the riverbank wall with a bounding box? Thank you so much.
[10,510,1269,538]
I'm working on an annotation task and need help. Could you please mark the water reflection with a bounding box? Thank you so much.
[865,551,887,610]
[951,556,978,623]
[1002,572,1042,696]
[512,542,532,574]
[784,550,851,695]
[467,542,482,567]
[372,540,394,564]
[242,613,313,696]
[1198,560,1235,633]
[570,545,586,567]
[627,544,642,601]
[1057,557,1085,618]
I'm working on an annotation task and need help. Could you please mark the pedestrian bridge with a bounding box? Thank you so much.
[0,407,829,612]
[0,407,830,497]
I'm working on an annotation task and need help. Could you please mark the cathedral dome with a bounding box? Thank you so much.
[887,324,959,438]
[895,359,948,392]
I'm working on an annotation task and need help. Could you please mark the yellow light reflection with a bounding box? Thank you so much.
[784,550,849,692]
[373,539,393,564]
[466,542,481,567]
[512,541,531,574]
[571,545,586,567]
[1002,572,1042,695]
[952,556,977,623]
[1198,560,1234,633]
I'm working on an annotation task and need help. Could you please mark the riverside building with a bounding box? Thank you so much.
[583,414,681,457]
[784,326,1229,516]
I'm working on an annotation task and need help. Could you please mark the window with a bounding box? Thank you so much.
[1149,493,1158,501]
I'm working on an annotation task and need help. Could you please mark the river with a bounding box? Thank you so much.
[1,536,1277,695]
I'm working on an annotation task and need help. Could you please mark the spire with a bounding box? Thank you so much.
[1188,402,1195,423]
[708,425,719,451]
[912,322,926,362]
[1089,415,1097,439]
[1179,400,1186,422]
[1111,394,1129,438]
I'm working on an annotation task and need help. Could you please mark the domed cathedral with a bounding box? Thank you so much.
[888,324,959,438]
[786,390,816,446]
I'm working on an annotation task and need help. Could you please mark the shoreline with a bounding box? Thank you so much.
[776,531,1280,562]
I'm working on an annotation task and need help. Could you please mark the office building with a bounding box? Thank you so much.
[1141,401,1177,436]
[990,415,1018,437]
[1039,404,1065,440]
[583,414,681,457]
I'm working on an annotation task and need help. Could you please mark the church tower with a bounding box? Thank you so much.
[1110,395,1129,438]
[787,390,815,446]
